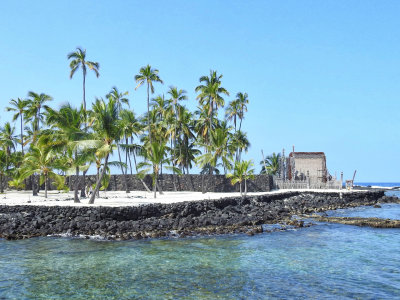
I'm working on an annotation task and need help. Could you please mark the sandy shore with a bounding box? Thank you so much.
[0,189,369,207]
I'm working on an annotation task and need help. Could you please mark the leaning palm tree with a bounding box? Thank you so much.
[6,98,29,155]
[227,160,255,197]
[134,65,163,147]
[67,47,99,111]
[88,98,121,204]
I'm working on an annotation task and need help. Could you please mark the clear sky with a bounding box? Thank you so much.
[0,0,399,182]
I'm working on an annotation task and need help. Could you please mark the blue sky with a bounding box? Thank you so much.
[0,1,399,181]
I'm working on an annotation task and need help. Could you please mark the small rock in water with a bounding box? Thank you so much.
[374,204,381,208]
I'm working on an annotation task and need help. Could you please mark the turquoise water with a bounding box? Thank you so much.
[1,194,400,299]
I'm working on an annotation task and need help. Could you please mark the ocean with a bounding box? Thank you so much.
[1,189,399,299]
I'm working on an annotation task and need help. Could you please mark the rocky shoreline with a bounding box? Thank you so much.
[0,190,398,240]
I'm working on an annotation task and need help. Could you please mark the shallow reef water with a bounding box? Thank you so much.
[1,193,400,299]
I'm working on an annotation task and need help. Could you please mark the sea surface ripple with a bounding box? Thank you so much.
[1,191,400,299]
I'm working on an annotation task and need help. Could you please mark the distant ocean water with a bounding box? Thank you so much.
[355,182,400,187]
[0,191,400,299]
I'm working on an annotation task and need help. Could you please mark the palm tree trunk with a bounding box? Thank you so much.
[171,136,177,192]
[74,167,80,203]
[0,174,3,193]
[83,71,86,112]
[244,178,247,196]
[20,115,24,156]
[44,174,48,198]
[147,82,152,147]
[125,138,131,175]
[209,98,213,176]
[132,149,151,192]
[238,118,243,132]
[117,145,129,193]
[157,180,163,195]
[96,167,100,197]
[32,174,38,196]
[240,181,242,197]
[153,171,157,198]
[89,154,109,204]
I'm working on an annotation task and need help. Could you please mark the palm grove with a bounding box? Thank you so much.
[0,47,276,203]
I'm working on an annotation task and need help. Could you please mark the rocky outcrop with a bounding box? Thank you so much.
[307,216,400,228]
[0,190,396,240]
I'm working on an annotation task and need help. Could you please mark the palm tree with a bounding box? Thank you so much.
[20,144,64,198]
[195,70,229,174]
[137,142,179,198]
[227,160,255,197]
[106,86,129,112]
[67,47,99,111]
[225,99,240,132]
[231,130,250,163]
[45,103,89,202]
[25,92,53,143]
[235,92,249,131]
[134,65,163,147]
[0,122,17,157]
[196,127,233,175]
[119,109,151,192]
[260,152,281,175]
[88,98,121,204]
[6,98,29,155]
[106,87,130,192]
[0,150,7,193]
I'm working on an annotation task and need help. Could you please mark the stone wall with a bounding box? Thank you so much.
[2,174,272,193]
[66,174,273,193]
[0,190,394,240]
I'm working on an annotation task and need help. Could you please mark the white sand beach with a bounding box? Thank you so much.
[0,189,367,207]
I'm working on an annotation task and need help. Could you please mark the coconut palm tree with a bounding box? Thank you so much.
[106,86,129,112]
[6,98,29,155]
[260,152,281,175]
[134,65,163,147]
[67,47,99,111]
[88,97,121,204]
[25,92,53,143]
[119,109,151,192]
[231,130,250,163]
[106,87,130,192]
[195,70,229,174]
[235,92,249,131]
[225,99,240,132]
[137,142,179,198]
[196,127,233,175]
[0,150,7,193]
[0,122,17,157]
[227,160,255,197]
[45,103,89,202]
[20,144,64,198]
